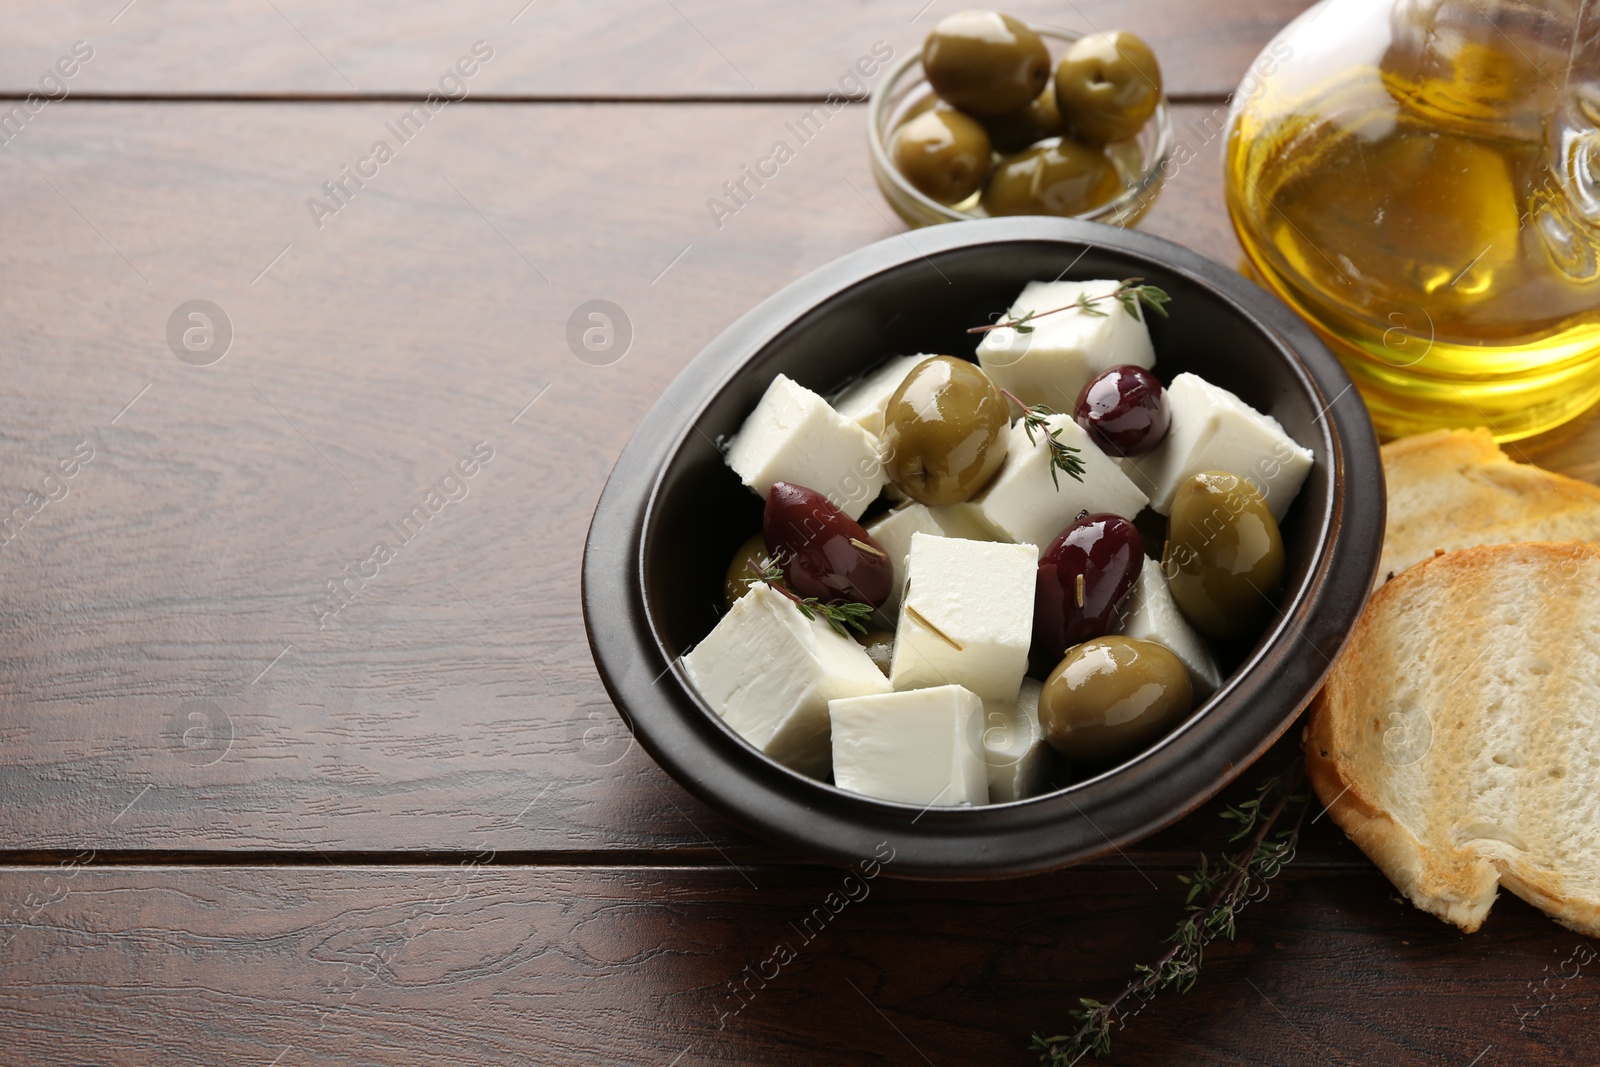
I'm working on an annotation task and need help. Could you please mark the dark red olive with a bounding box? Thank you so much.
[1031,513,1144,677]
[764,482,893,609]
[1074,365,1170,457]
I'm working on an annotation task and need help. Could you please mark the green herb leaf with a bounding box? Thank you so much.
[744,560,785,590]
[810,599,874,638]
[1075,291,1110,318]
[1133,283,1172,318]
[1031,759,1310,1064]
[745,566,874,638]
[1000,389,1086,487]
[966,279,1174,335]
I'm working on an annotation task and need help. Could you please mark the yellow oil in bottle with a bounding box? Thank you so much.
[1226,18,1600,441]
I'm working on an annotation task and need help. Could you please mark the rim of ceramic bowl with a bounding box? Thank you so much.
[582,218,1383,880]
[865,24,1176,226]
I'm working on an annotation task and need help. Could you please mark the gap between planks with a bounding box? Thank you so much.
[0,91,1234,106]
[0,848,1373,871]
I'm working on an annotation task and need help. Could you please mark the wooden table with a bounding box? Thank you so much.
[4,2,1598,1063]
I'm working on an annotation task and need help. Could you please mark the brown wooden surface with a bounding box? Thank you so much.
[0,100,1245,857]
[4,4,1600,1065]
[3,863,1597,1066]
[0,0,1312,100]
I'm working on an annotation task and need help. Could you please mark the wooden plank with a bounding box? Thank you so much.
[1,100,1594,862]
[0,0,1311,100]
[1,863,1593,1065]
[0,98,1277,857]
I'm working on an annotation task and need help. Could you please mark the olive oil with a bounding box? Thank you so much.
[1225,4,1600,440]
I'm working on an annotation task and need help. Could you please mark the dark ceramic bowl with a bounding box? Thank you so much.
[583,218,1383,879]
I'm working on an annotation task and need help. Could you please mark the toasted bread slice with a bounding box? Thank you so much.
[1307,541,1600,935]
[1378,428,1600,587]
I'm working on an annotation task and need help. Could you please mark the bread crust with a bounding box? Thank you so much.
[1306,541,1600,936]
[1377,429,1600,585]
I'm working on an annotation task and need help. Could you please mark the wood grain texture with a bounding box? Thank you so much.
[2,863,1595,1066]
[5,2,1600,1062]
[0,0,1314,100]
[0,99,1254,856]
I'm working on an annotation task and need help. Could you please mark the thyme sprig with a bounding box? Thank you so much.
[745,562,874,638]
[1031,758,1311,1065]
[968,279,1172,336]
[1000,389,1086,489]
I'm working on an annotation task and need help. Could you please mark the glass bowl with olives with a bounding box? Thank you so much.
[584,217,1384,878]
[868,13,1175,228]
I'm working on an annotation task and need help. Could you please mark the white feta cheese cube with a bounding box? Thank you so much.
[983,678,1049,803]
[829,685,988,806]
[971,414,1148,555]
[682,583,890,778]
[925,502,1001,542]
[976,279,1156,409]
[831,354,931,437]
[889,534,1035,702]
[866,502,1004,620]
[725,374,887,520]
[1116,564,1223,697]
[865,504,944,619]
[1124,373,1314,522]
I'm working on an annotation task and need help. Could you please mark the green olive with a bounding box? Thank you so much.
[857,629,896,676]
[882,356,1009,506]
[1039,636,1193,766]
[981,82,1068,153]
[922,11,1051,117]
[891,108,993,205]
[1162,471,1285,643]
[1054,31,1163,144]
[723,532,780,608]
[980,138,1121,217]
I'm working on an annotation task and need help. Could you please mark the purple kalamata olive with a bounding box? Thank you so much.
[1074,365,1170,457]
[1031,512,1144,677]
[763,481,893,609]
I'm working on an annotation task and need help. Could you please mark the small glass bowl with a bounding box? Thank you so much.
[867,24,1175,229]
